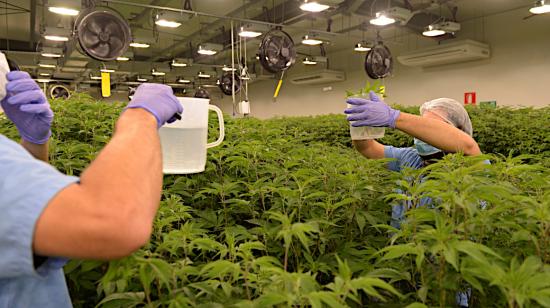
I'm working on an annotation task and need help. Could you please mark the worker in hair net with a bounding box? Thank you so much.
[344,91,481,307]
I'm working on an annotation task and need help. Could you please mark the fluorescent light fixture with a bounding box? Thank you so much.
[137,76,148,82]
[370,12,395,26]
[300,1,330,12]
[177,78,191,83]
[41,47,64,58]
[130,42,150,48]
[38,60,57,68]
[354,42,371,52]
[100,68,115,73]
[302,34,323,45]
[39,73,51,77]
[48,7,79,16]
[36,78,52,83]
[171,58,192,67]
[197,43,222,56]
[530,0,550,14]
[45,35,69,42]
[155,19,181,28]
[116,56,130,61]
[151,69,166,76]
[238,24,266,38]
[197,71,211,78]
[90,75,102,80]
[222,65,236,72]
[48,0,80,16]
[422,21,460,37]
[303,57,317,65]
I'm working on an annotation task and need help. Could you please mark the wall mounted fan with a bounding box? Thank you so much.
[74,8,132,61]
[49,84,71,99]
[218,72,241,96]
[364,42,393,79]
[258,29,296,74]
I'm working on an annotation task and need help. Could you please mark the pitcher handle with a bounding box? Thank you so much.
[206,105,225,148]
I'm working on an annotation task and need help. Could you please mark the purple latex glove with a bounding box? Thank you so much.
[125,83,183,128]
[1,71,53,144]
[344,91,401,128]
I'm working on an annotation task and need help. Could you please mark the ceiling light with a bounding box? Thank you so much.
[303,57,317,65]
[197,71,211,78]
[116,56,130,61]
[178,78,191,83]
[302,34,323,45]
[530,0,550,14]
[48,7,79,16]
[137,76,148,82]
[38,60,57,68]
[130,42,150,48]
[197,43,222,56]
[222,65,236,72]
[36,78,52,83]
[238,24,265,38]
[422,21,460,37]
[47,0,81,16]
[100,68,115,73]
[171,58,192,67]
[45,35,69,42]
[39,73,51,77]
[151,69,166,76]
[300,1,330,12]
[41,47,64,58]
[90,75,102,80]
[354,42,371,52]
[370,12,395,26]
[155,19,181,28]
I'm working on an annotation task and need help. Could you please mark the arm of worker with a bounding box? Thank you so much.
[33,84,183,260]
[21,140,49,162]
[394,112,481,156]
[345,91,480,159]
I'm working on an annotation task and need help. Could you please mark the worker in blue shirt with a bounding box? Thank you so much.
[345,91,481,306]
[0,69,182,307]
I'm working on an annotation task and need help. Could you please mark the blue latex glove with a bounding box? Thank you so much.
[344,91,401,128]
[125,83,183,128]
[1,71,53,144]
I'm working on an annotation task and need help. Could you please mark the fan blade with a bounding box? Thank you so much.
[81,31,101,47]
[104,21,121,36]
[108,36,124,52]
[86,19,103,35]
[93,43,111,58]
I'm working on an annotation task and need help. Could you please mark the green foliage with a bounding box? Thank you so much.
[1,94,549,307]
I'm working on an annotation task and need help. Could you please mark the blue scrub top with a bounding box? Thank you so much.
[0,135,78,308]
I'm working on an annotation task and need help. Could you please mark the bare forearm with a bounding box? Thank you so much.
[21,140,49,162]
[395,113,481,156]
[79,109,162,225]
[352,139,385,159]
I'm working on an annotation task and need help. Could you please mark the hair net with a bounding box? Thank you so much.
[420,98,473,136]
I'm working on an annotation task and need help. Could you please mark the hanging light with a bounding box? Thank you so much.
[197,43,223,56]
[36,78,52,83]
[151,69,166,76]
[197,71,211,78]
[38,60,57,68]
[302,57,317,65]
[137,76,148,82]
[238,24,265,38]
[90,75,102,80]
[171,58,192,67]
[39,72,52,77]
[530,0,550,14]
[300,1,329,12]
[48,0,80,16]
[222,65,236,72]
[41,47,63,58]
[370,12,396,26]
[130,38,151,48]
[422,21,460,37]
[302,34,323,45]
[155,11,187,28]
[100,68,115,73]
[116,51,133,62]
[354,42,371,52]
[177,77,191,83]
[422,24,445,37]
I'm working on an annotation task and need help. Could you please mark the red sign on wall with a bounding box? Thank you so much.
[464,92,477,105]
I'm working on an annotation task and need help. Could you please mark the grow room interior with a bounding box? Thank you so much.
[0,0,549,307]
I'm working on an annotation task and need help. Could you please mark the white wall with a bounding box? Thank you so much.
[215,7,550,119]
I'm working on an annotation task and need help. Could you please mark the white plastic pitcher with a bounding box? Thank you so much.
[159,97,224,174]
